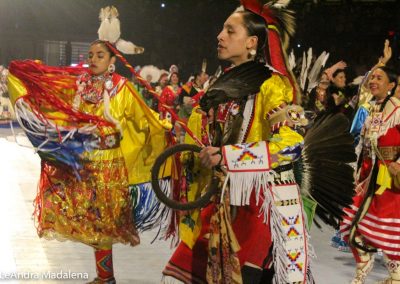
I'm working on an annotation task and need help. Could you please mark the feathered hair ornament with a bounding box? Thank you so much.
[240,0,300,103]
[140,65,162,83]
[97,6,144,55]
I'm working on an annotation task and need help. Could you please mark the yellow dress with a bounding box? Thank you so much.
[8,61,171,249]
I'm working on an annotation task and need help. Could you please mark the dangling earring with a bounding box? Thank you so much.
[108,63,115,74]
[247,49,257,59]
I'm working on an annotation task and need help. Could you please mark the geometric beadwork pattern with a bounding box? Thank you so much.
[97,253,113,273]
[287,249,304,272]
[282,215,300,226]
[272,184,308,283]
[282,215,301,237]
[276,198,299,207]
[223,141,270,172]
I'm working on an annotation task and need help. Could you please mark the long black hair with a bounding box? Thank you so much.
[235,9,268,63]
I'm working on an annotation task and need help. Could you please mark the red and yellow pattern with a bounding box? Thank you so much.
[36,156,138,249]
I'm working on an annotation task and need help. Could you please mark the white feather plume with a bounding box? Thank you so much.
[97,6,121,43]
[99,7,107,22]
[201,59,207,73]
[350,75,364,86]
[302,48,312,88]
[306,48,313,70]
[140,65,161,83]
[110,6,119,18]
[97,6,144,55]
[271,0,291,8]
[288,49,296,71]
[107,18,121,44]
[307,51,330,92]
[321,52,330,67]
[300,51,306,90]
[115,39,144,55]
[97,7,110,41]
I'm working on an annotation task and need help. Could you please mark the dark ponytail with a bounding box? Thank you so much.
[235,10,267,63]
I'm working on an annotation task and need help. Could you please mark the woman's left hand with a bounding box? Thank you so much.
[199,146,223,169]
[388,162,400,177]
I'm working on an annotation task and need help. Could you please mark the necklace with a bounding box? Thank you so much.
[75,72,114,104]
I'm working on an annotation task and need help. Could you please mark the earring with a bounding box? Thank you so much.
[247,49,257,59]
[108,63,115,74]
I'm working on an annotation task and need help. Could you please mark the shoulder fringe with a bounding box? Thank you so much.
[379,97,400,137]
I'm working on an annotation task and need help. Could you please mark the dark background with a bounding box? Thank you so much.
[0,0,399,81]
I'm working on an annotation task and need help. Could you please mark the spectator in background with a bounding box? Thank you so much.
[158,72,181,123]
[176,71,208,143]
[178,71,208,121]
[326,62,358,121]
[154,72,169,104]
[306,71,330,116]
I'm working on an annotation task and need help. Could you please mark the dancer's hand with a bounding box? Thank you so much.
[199,146,224,169]
[380,39,392,65]
[325,60,347,81]
[388,162,400,177]
[374,40,392,69]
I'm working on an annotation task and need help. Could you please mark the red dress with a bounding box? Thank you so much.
[341,97,400,261]
[164,191,272,283]
[158,85,180,122]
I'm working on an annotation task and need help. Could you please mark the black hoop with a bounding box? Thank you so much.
[150,143,219,211]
